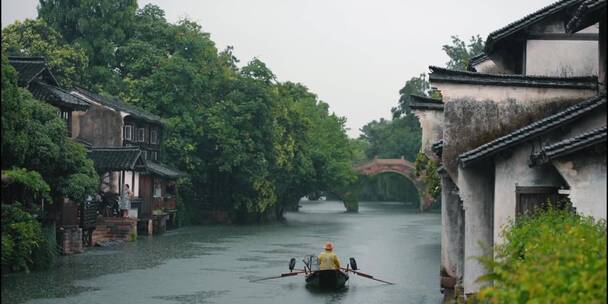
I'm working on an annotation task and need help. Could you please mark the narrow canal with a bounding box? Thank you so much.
[2,201,441,304]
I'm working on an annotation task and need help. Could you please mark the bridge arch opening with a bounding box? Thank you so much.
[357,172,420,208]
[353,158,435,211]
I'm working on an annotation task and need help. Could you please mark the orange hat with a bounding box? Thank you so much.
[324,242,333,250]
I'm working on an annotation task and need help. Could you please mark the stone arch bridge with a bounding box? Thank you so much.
[353,157,434,211]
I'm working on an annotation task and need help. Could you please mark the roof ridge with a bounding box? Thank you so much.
[529,125,607,166]
[7,56,47,61]
[544,125,607,149]
[90,146,142,151]
[485,0,583,52]
[468,53,489,65]
[429,66,598,89]
[410,94,443,104]
[73,86,162,123]
[566,0,607,32]
[429,65,597,81]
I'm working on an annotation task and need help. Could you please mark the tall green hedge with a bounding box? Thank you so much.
[477,208,607,303]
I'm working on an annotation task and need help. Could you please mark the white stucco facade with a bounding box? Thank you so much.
[493,145,567,245]
[553,153,607,220]
[413,109,443,159]
[457,165,494,295]
[525,40,598,77]
[436,83,596,104]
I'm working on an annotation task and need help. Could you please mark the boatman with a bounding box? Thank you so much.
[319,242,341,270]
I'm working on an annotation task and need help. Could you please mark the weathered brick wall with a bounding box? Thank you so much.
[61,226,83,255]
[92,217,137,245]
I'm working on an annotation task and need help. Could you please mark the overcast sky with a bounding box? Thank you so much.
[2,0,553,137]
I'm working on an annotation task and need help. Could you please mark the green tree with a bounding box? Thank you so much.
[442,35,485,71]
[1,19,89,87]
[38,0,137,67]
[359,117,421,161]
[38,0,138,92]
[391,73,430,118]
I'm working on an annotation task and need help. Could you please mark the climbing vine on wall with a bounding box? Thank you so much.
[414,153,441,199]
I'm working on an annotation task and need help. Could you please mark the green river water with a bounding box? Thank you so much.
[1,200,442,304]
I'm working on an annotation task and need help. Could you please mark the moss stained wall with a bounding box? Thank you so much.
[441,96,590,180]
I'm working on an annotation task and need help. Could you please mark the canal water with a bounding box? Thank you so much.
[1,201,442,304]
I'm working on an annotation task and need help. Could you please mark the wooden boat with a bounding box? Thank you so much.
[305,269,349,289]
[250,256,394,287]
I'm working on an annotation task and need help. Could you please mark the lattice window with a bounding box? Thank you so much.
[150,129,158,144]
[124,125,133,141]
[137,128,145,142]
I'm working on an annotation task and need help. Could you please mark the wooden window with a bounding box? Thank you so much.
[61,111,69,120]
[143,150,148,160]
[152,151,158,161]
[515,186,568,217]
[150,129,158,144]
[124,125,133,141]
[137,128,145,142]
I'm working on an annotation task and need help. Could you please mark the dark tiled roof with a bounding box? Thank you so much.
[566,0,607,33]
[458,94,606,168]
[75,138,93,149]
[29,81,89,111]
[432,140,444,157]
[428,66,598,89]
[409,95,444,111]
[467,53,490,72]
[485,0,584,53]
[437,165,447,175]
[529,126,607,166]
[73,87,162,124]
[144,161,187,179]
[8,56,58,86]
[88,147,145,171]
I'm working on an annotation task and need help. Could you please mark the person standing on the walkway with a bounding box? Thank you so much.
[121,184,133,218]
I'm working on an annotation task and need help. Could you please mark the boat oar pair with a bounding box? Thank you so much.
[341,268,395,285]
[250,270,307,282]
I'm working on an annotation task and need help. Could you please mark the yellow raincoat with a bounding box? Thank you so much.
[318,251,341,270]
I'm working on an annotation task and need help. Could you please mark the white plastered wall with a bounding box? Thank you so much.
[526,40,598,77]
[413,109,443,159]
[493,145,567,245]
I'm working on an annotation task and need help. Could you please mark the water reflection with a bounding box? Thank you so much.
[1,201,441,304]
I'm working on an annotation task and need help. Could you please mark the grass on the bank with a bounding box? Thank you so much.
[476,207,607,303]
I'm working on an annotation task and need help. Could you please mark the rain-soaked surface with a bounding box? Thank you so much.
[1,200,442,304]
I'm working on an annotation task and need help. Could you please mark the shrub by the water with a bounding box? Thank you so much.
[476,208,607,303]
[1,203,56,273]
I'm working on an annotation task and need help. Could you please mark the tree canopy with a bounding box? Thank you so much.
[358,117,420,161]
[1,19,89,87]
[2,2,359,222]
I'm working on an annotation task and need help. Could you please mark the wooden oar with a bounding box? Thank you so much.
[341,268,395,285]
[249,270,306,282]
